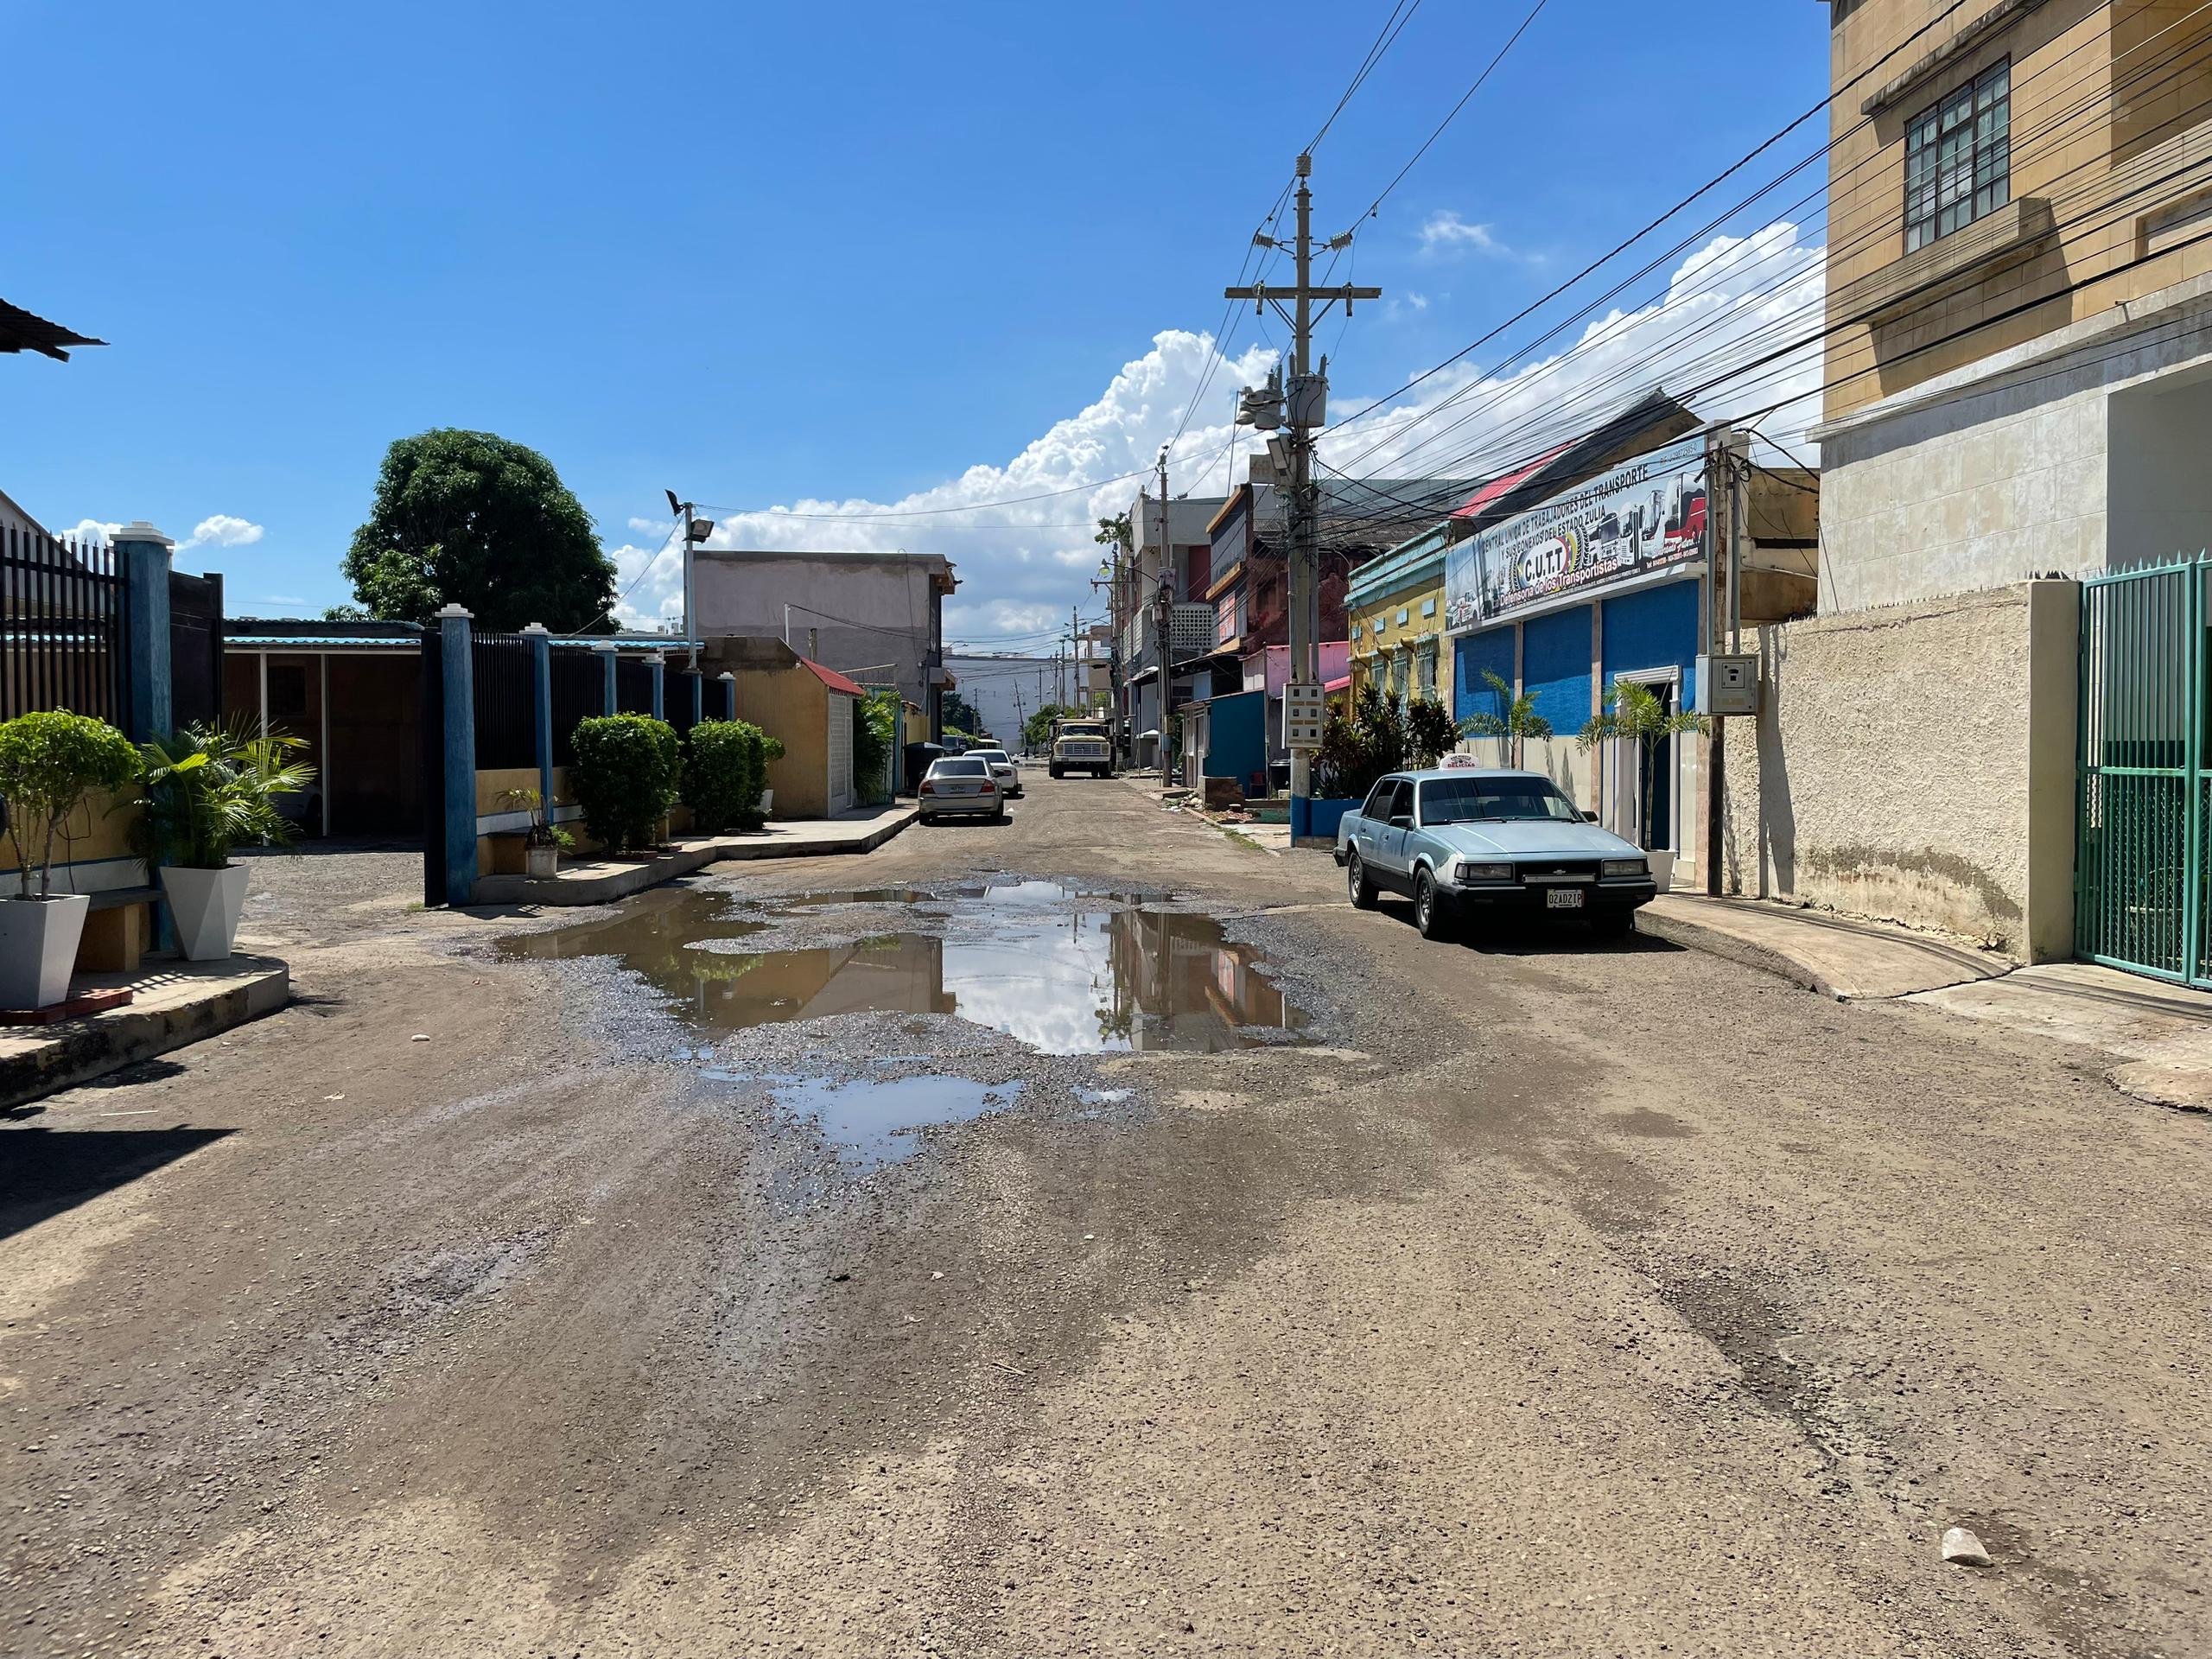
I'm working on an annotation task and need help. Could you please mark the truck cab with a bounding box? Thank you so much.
[1048,718,1113,780]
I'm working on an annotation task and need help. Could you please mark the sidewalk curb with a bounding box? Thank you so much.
[1634,907,1843,1000]
[1,958,291,1111]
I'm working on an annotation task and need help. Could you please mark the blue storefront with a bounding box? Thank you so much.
[1446,435,1715,861]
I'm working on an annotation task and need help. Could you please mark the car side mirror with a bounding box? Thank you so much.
[1389,814,1412,830]
[1582,810,1599,822]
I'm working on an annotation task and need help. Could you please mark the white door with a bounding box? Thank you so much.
[827,694,855,814]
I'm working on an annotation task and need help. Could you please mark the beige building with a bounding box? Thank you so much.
[1719,1,2212,977]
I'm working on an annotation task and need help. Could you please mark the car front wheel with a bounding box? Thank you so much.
[1590,910,1634,940]
[1414,868,1452,941]
[1346,851,1376,910]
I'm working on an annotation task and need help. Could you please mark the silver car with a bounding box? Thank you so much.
[965,747,1022,798]
[1333,768,1657,940]
[918,756,1007,824]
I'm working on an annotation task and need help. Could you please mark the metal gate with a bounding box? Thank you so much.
[2075,556,2211,985]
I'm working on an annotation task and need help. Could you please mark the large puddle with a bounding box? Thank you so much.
[501,880,1306,1055]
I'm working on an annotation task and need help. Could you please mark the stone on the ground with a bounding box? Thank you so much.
[1941,1526,1993,1567]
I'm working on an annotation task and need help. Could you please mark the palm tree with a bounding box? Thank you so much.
[1576,680,1708,849]
[1459,668,1552,766]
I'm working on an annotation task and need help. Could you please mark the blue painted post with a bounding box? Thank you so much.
[721,672,737,720]
[522,623,554,807]
[648,653,665,720]
[436,604,478,906]
[597,644,618,714]
[689,671,703,727]
[115,521,175,742]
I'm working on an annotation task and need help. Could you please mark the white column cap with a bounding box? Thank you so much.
[112,520,175,550]
[435,602,474,620]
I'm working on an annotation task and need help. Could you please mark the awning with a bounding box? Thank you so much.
[802,658,867,696]
[1324,674,1351,693]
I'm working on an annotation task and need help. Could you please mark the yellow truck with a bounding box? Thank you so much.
[1047,717,1114,780]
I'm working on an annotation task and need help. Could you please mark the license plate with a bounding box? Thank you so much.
[1544,888,1584,910]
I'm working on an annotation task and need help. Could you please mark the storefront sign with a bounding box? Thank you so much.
[1444,435,1709,629]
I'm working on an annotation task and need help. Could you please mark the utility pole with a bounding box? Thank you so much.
[664,491,711,669]
[1227,155,1379,829]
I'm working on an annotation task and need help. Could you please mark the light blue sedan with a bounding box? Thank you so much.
[1333,768,1658,941]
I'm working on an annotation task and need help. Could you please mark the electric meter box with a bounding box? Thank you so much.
[1282,682,1326,749]
[1699,653,1760,716]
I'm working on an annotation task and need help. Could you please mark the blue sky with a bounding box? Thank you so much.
[3,0,1832,646]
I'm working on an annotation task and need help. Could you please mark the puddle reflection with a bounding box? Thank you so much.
[502,881,1305,1054]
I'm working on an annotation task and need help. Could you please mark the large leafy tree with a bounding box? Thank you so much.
[341,429,616,631]
[940,691,985,738]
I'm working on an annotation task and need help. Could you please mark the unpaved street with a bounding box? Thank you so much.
[4,777,2210,1657]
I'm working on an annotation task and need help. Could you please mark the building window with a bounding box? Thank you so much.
[1906,60,2009,254]
[1417,643,1437,700]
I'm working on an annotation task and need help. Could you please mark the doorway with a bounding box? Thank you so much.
[1607,670,1681,853]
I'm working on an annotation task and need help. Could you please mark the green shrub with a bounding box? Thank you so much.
[569,715,681,852]
[0,710,141,899]
[683,718,772,833]
[854,690,899,803]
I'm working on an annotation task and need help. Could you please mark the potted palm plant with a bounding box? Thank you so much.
[0,711,141,1009]
[1576,681,1709,892]
[499,787,570,877]
[135,718,315,961]
[1459,668,1553,765]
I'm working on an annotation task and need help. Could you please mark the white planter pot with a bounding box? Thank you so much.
[1648,849,1676,893]
[160,863,250,963]
[0,894,91,1010]
[759,789,774,815]
[525,843,559,878]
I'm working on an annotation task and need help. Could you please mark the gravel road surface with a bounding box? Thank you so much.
[3,776,2208,1657]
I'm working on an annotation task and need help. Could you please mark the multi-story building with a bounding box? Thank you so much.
[1724,1,2212,976]
[690,548,956,739]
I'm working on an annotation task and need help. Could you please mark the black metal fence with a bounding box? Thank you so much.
[665,670,702,739]
[471,631,537,769]
[550,649,602,767]
[614,655,654,715]
[2,524,132,725]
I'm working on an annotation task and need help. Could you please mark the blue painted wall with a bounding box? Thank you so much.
[1452,626,1516,727]
[1601,579,1702,709]
[1205,688,1267,784]
[1522,606,1594,736]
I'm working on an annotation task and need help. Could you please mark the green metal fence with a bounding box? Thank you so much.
[2075,555,2211,985]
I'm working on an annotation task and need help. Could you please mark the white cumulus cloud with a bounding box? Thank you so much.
[606,219,1825,639]
[181,514,264,549]
[1419,211,1515,258]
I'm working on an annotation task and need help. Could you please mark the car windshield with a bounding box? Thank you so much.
[933,759,988,777]
[970,750,1008,764]
[1420,777,1582,824]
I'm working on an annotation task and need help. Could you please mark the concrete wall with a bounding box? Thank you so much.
[692,550,948,719]
[731,666,831,818]
[1818,275,2212,611]
[0,785,143,895]
[1717,580,2079,958]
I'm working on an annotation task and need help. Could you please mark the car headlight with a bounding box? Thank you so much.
[1600,857,1649,878]
[1453,861,1514,884]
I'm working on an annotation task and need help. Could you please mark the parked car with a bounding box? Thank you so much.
[964,747,1022,798]
[918,756,1006,824]
[1333,768,1657,941]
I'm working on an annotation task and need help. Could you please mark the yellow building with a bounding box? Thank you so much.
[1345,523,1449,709]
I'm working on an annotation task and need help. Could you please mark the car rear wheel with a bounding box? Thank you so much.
[1346,851,1376,910]
[1414,869,1452,941]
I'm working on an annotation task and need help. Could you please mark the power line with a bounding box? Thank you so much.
[1307,0,1424,155]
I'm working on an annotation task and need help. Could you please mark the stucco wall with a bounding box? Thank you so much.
[692,550,946,718]
[0,785,143,894]
[731,666,830,818]
[1717,581,2079,957]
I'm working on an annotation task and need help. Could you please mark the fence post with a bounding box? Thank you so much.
[522,622,554,807]
[436,604,478,906]
[648,652,666,720]
[596,643,618,715]
[689,671,703,727]
[115,521,175,742]
[720,671,737,720]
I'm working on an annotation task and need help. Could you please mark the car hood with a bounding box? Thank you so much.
[1426,819,1643,858]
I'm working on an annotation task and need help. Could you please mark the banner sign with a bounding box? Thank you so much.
[1443,435,1710,630]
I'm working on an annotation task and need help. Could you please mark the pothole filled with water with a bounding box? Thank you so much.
[501,878,1307,1056]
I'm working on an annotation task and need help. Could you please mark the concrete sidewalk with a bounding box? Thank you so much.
[471,805,917,906]
[1641,892,2212,1112]
[1638,893,2007,1000]
[0,955,290,1111]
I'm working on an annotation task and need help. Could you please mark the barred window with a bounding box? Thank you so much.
[1906,60,2009,254]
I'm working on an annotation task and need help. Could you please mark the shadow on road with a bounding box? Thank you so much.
[0,1125,233,1243]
